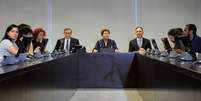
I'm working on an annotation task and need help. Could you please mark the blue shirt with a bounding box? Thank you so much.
[94,39,118,52]
[191,35,201,53]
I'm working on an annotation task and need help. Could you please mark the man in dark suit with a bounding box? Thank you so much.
[129,26,152,52]
[54,28,80,52]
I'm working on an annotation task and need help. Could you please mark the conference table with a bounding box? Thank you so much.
[0,52,201,101]
[125,53,201,89]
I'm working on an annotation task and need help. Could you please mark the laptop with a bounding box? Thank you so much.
[151,39,159,50]
[161,37,172,53]
[99,48,115,53]
[41,39,49,53]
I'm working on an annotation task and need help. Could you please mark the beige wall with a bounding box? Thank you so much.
[52,0,133,52]
[0,0,200,52]
[0,0,50,49]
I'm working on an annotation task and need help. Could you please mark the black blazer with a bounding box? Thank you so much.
[54,37,80,51]
[129,38,152,52]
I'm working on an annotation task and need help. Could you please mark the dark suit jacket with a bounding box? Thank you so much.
[94,39,118,52]
[129,38,152,52]
[54,37,80,51]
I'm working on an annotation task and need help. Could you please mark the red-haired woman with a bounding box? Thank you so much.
[32,28,48,53]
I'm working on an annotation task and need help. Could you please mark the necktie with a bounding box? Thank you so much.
[66,39,69,50]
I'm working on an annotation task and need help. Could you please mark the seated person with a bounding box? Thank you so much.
[184,24,201,53]
[129,26,152,52]
[175,28,192,52]
[168,28,192,53]
[16,23,37,55]
[168,28,196,60]
[0,24,19,63]
[167,28,186,53]
[54,28,80,52]
[93,28,118,52]
[32,28,48,54]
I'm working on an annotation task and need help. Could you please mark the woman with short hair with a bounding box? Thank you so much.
[32,28,48,53]
[93,28,118,52]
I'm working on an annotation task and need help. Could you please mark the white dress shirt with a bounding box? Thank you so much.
[64,38,71,51]
[137,38,143,48]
